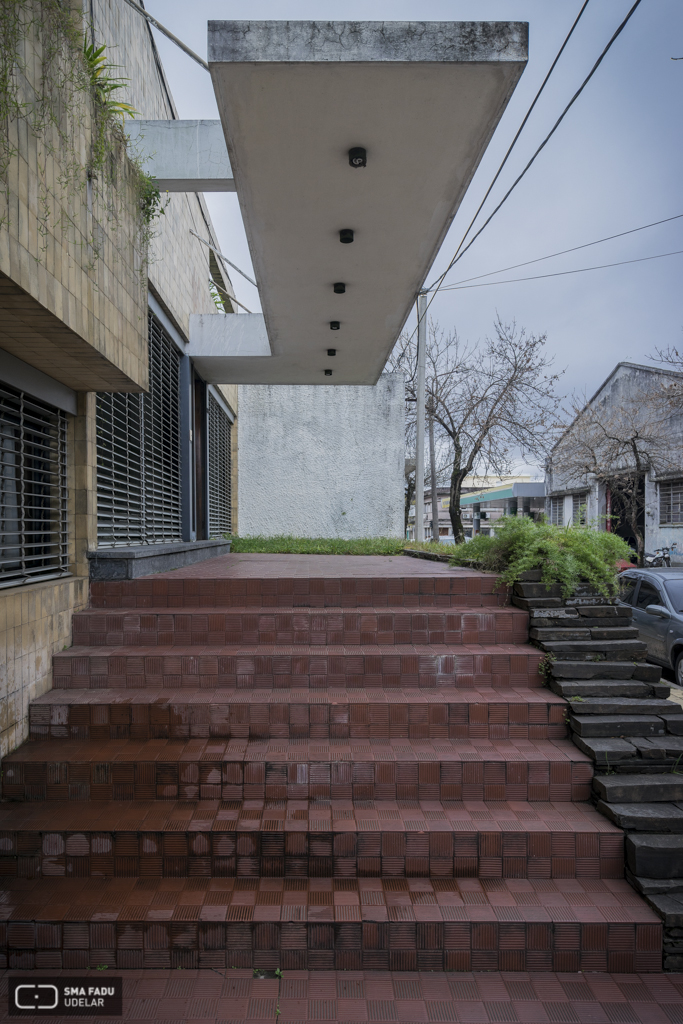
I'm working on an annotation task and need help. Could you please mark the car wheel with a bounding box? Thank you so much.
[676,651,683,688]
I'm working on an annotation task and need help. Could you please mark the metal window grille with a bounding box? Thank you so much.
[96,310,182,546]
[549,496,563,526]
[208,391,232,537]
[572,491,588,525]
[96,392,143,546]
[660,479,683,525]
[0,382,69,589]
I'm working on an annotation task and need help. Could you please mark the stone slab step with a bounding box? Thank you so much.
[551,680,656,698]
[1,737,592,804]
[89,565,508,610]
[72,606,529,648]
[626,834,683,878]
[570,715,667,738]
[543,640,647,661]
[0,798,623,881]
[641,891,683,929]
[552,662,660,681]
[597,801,683,831]
[530,628,639,641]
[568,697,682,716]
[51,644,544,691]
[28,687,567,743]
[594,774,683,804]
[0,876,660,973]
[572,737,641,763]
[628,873,683,895]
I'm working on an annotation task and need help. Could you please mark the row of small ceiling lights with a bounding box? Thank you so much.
[325,147,367,376]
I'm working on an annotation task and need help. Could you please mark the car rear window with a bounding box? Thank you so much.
[619,577,638,605]
[664,580,683,612]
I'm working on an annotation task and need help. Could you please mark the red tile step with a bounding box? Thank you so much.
[51,644,544,690]
[1,737,592,803]
[29,687,567,742]
[89,563,509,610]
[0,799,624,881]
[72,606,529,647]
[2,969,678,1013]
[0,875,661,973]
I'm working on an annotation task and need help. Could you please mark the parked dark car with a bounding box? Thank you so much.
[618,568,683,685]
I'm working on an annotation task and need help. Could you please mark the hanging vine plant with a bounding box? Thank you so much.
[0,0,166,267]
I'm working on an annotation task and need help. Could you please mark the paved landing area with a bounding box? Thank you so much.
[1,969,683,1022]
[147,554,473,579]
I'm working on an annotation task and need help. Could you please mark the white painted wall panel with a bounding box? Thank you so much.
[238,375,404,538]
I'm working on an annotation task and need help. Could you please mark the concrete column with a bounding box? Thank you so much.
[71,392,98,578]
[473,502,481,535]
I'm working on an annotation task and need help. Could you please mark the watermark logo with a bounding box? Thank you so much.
[9,978,122,1016]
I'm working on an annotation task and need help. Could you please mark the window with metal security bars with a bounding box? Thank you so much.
[549,496,563,526]
[660,479,683,525]
[0,382,69,588]
[572,492,589,525]
[96,310,182,546]
[208,392,232,537]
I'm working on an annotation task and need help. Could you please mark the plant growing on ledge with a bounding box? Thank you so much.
[449,515,633,597]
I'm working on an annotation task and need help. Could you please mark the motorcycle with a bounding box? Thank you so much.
[644,547,671,568]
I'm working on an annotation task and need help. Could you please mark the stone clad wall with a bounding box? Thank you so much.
[0,6,150,392]
[237,375,404,538]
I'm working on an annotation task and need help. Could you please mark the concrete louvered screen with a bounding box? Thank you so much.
[96,310,181,547]
[0,381,69,588]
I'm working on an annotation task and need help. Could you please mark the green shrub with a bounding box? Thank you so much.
[449,516,633,597]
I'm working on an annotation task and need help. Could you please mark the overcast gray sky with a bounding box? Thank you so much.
[145,0,681,409]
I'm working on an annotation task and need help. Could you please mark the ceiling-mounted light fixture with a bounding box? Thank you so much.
[330,321,340,331]
[339,229,354,244]
[348,147,367,168]
[324,369,333,376]
[333,282,346,294]
[327,349,337,357]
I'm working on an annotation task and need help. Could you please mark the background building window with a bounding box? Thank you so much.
[208,392,232,537]
[549,496,563,526]
[0,382,69,588]
[96,310,182,546]
[572,491,588,525]
[660,479,683,525]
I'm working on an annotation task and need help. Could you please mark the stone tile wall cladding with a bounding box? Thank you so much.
[520,571,683,969]
[0,557,663,972]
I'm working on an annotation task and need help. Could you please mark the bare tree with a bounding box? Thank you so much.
[552,376,678,565]
[389,315,561,543]
[650,343,683,410]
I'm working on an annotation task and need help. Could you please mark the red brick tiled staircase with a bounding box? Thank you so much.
[0,555,662,972]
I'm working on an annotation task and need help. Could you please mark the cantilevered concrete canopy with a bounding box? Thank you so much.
[201,20,527,385]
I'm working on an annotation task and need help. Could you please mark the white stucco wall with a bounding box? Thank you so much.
[237,374,404,538]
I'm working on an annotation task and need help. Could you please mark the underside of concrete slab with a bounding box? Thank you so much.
[205,20,528,385]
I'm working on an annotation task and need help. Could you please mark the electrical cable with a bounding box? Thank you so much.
[437,213,683,289]
[425,0,592,293]
[437,248,683,291]
[421,0,645,317]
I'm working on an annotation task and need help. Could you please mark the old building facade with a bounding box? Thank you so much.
[546,362,683,562]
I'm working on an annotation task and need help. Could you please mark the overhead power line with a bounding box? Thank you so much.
[441,212,683,289]
[423,0,645,306]
[438,248,683,292]
[120,0,210,71]
[426,0,592,293]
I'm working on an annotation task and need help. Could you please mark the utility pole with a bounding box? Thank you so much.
[415,292,426,542]
[428,397,439,543]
